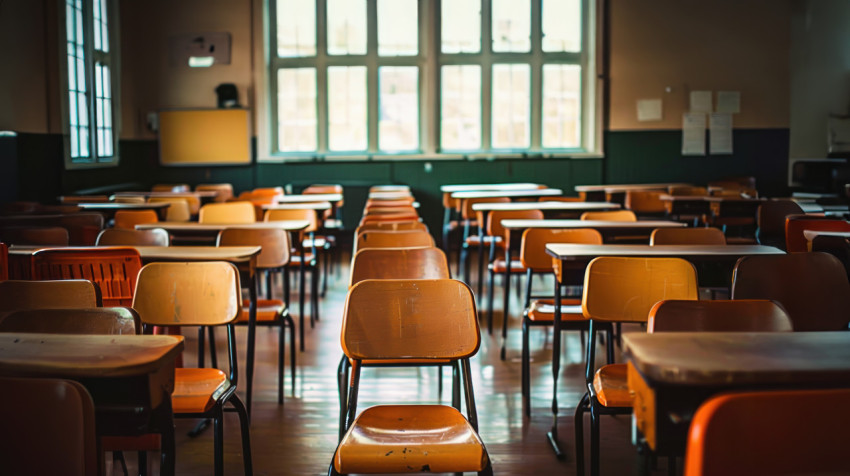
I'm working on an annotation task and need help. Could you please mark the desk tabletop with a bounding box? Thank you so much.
[77,202,171,210]
[136,220,310,232]
[503,219,686,230]
[112,191,218,198]
[803,230,850,241]
[471,201,621,212]
[624,332,850,386]
[658,194,763,202]
[451,188,563,199]
[262,202,332,211]
[368,191,414,200]
[440,183,544,193]
[276,193,343,203]
[9,245,262,262]
[575,183,689,193]
[545,243,783,260]
[0,333,184,378]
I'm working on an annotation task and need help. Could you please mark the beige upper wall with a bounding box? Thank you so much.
[120,0,254,139]
[609,0,791,131]
[0,0,50,133]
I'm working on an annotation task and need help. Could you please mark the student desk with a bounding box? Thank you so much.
[76,201,172,221]
[276,193,343,204]
[575,183,690,203]
[624,332,850,455]
[0,333,184,475]
[543,243,784,456]
[367,191,414,200]
[135,220,310,241]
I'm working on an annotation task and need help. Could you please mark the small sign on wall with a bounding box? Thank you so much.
[637,99,663,122]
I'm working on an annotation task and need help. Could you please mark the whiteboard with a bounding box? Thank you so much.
[158,109,251,166]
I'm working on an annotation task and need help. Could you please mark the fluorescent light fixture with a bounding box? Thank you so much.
[188,56,215,67]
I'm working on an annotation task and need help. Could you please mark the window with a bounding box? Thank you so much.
[61,0,119,167]
[265,0,597,160]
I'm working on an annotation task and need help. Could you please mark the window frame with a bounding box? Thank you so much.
[261,0,599,162]
[58,0,121,169]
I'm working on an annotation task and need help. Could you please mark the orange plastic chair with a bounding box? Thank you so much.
[364,198,415,209]
[354,230,435,253]
[784,214,850,252]
[96,228,170,246]
[330,279,493,476]
[355,221,428,233]
[519,228,602,417]
[0,279,101,311]
[0,242,7,281]
[648,299,792,332]
[363,206,418,216]
[0,377,99,476]
[649,227,726,245]
[731,252,850,331]
[32,247,142,307]
[755,200,804,250]
[113,209,159,230]
[684,389,850,476]
[624,190,667,217]
[0,307,141,335]
[217,227,296,404]
[198,201,256,224]
[132,261,253,475]
[573,257,698,476]
[196,183,234,202]
[0,226,70,245]
[458,197,510,284]
[148,197,193,222]
[580,209,637,221]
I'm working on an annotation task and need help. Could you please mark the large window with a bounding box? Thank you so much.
[61,0,119,168]
[266,0,597,160]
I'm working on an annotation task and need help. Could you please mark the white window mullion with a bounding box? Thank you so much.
[529,0,542,151]
[366,0,379,154]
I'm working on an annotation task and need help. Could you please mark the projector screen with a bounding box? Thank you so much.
[158,108,251,166]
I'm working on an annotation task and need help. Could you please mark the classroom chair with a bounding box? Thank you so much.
[0,377,99,476]
[0,225,70,245]
[196,183,235,202]
[355,220,428,233]
[667,186,707,196]
[132,261,253,476]
[151,184,189,193]
[731,252,850,331]
[624,190,667,218]
[754,200,804,250]
[59,194,110,204]
[330,279,493,476]
[580,209,637,221]
[354,229,435,253]
[811,234,850,282]
[784,214,850,252]
[0,307,141,335]
[113,209,159,230]
[647,299,792,332]
[574,257,698,476]
[684,389,850,476]
[198,201,256,224]
[148,197,193,221]
[649,227,726,245]
[458,197,511,283]
[0,279,101,311]
[96,227,170,246]
[519,228,603,417]
[32,247,142,307]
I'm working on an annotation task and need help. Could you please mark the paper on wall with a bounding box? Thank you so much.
[709,113,733,154]
[637,99,663,121]
[690,90,712,113]
[682,112,706,156]
[716,91,741,114]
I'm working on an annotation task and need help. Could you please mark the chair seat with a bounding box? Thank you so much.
[351,357,451,366]
[592,364,633,408]
[335,404,488,474]
[491,259,526,273]
[237,298,285,323]
[526,299,584,322]
[172,368,231,414]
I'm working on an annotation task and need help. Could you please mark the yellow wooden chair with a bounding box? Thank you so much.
[198,201,256,224]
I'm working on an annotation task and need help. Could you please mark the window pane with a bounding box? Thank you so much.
[328,66,367,151]
[491,64,530,149]
[441,65,481,150]
[277,0,316,57]
[66,0,89,159]
[93,0,109,52]
[379,66,419,151]
[543,0,581,52]
[542,64,581,148]
[95,62,114,158]
[441,0,480,54]
[277,68,317,152]
[492,0,530,52]
[327,0,366,55]
[378,0,418,56]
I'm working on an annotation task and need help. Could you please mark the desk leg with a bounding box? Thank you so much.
[157,390,177,476]
[299,245,306,351]
[500,245,511,361]
[477,211,488,301]
[246,267,257,418]
[547,278,565,458]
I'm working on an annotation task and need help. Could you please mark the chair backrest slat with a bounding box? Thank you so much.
[648,299,792,332]
[349,247,450,287]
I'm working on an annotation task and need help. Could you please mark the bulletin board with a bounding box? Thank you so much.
[158,108,251,166]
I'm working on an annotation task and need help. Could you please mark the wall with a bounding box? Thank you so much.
[789,0,850,159]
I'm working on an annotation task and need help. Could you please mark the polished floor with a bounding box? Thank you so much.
[121,250,666,475]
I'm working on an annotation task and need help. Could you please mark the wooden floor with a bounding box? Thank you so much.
[119,250,672,476]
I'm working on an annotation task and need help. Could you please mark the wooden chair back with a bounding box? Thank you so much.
[217,227,291,270]
[625,190,666,214]
[148,197,192,221]
[363,206,418,216]
[650,227,726,245]
[355,230,435,251]
[811,235,850,282]
[648,300,792,332]
[32,247,142,307]
[485,209,544,248]
[132,261,241,326]
[0,307,141,335]
[356,221,427,233]
[112,195,146,204]
[784,214,850,252]
[199,201,256,224]
[349,247,450,287]
[684,389,850,476]
[365,198,415,209]
[460,197,510,221]
[96,228,170,246]
[0,226,70,245]
[264,208,319,233]
[0,377,99,476]
[196,183,234,202]
[0,280,101,311]
[580,210,637,221]
[151,184,189,193]
[667,186,707,196]
[583,257,698,323]
[520,228,603,271]
[731,252,850,331]
[342,279,479,360]
[113,210,159,230]
[755,200,804,250]
[59,195,109,204]
[359,212,420,224]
